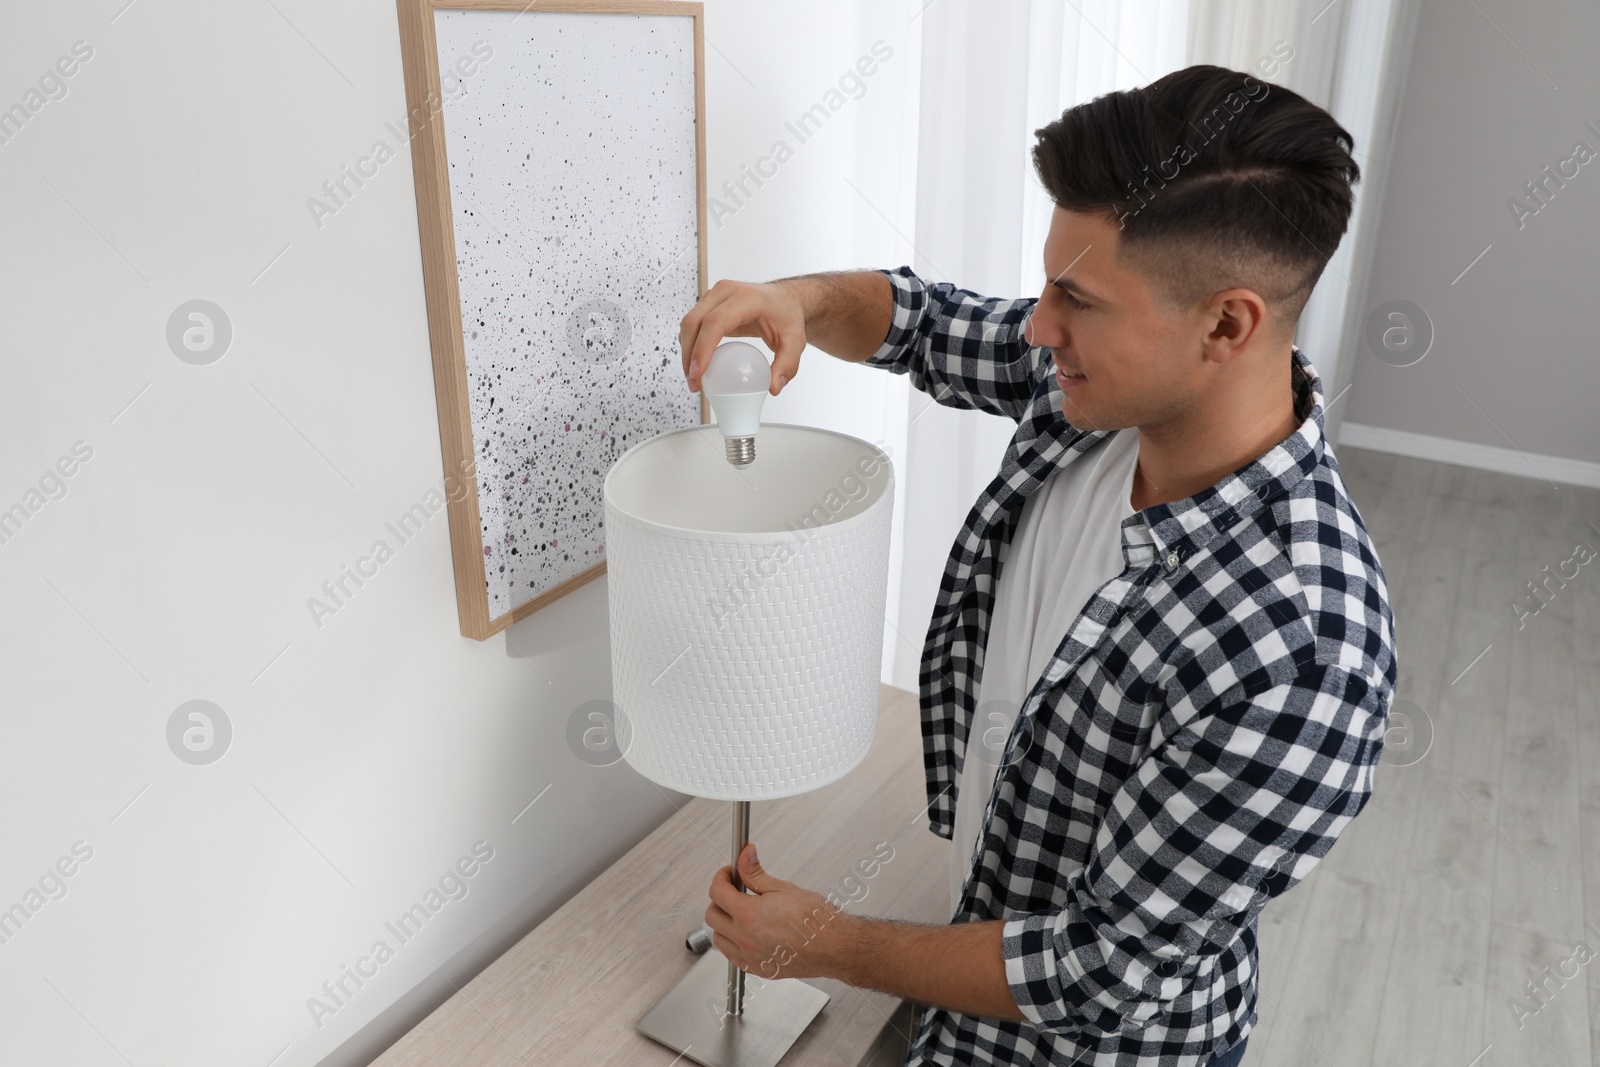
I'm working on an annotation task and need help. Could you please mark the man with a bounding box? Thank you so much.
[679,64,1395,1067]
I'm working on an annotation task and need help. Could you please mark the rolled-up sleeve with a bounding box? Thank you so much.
[863,265,1047,424]
[1001,665,1390,1036]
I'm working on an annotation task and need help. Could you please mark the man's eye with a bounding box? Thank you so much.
[1065,293,1088,310]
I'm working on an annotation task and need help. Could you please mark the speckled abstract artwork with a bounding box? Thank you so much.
[433,8,701,619]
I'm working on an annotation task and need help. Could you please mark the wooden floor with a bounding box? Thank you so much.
[1242,446,1600,1066]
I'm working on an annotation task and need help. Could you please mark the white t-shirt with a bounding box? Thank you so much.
[949,428,1140,915]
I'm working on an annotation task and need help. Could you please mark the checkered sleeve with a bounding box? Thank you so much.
[1000,664,1390,1037]
[862,265,1047,424]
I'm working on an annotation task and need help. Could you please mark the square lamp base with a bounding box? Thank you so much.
[636,947,830,1067]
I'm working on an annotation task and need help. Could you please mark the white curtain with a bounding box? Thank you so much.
[878,0,1421,693]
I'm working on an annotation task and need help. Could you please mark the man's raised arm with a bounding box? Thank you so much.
[679,266,1046,423]
[679,271,893,396]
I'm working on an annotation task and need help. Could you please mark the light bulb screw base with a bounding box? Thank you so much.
[725,436,755,467]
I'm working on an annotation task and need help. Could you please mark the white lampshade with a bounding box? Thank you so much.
[603,423,895,800]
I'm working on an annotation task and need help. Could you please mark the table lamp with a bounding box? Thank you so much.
[602,391,895,1067]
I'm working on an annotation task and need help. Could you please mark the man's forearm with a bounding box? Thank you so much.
[828,914,1026,1021]
[769,270,893,364]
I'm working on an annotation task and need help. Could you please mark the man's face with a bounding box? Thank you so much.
[1030,206,1203,432]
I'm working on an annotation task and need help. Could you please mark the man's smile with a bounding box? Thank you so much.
[1053,359,1087,388]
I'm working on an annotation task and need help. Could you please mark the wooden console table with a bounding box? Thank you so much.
[369,684,950,1067]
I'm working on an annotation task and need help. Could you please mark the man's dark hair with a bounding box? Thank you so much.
[1031,64,1360,337]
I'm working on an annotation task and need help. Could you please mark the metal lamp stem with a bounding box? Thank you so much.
[727,800,750,1017]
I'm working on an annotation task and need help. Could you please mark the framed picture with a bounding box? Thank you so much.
[397,0,708,639]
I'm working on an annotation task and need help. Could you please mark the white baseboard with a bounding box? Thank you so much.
[1338,422,1600,490]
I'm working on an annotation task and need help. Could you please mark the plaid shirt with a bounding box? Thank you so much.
[862,266,1396,1066]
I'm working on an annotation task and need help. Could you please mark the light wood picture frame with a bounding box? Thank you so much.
[397,0,709,640]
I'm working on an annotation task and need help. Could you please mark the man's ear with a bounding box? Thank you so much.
[1201,288,1269,365]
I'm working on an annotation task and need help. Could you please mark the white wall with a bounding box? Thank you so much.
[1342,0,1600,478]
[0,3,918,1065]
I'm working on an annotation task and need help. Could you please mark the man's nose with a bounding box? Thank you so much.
[1023,309,1048,348]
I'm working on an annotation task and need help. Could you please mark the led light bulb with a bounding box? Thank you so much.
[701,341,770,467]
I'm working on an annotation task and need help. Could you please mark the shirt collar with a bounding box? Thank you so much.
[1123,345,1326,572]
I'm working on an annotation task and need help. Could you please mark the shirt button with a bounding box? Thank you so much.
[1165,552,1180,568]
